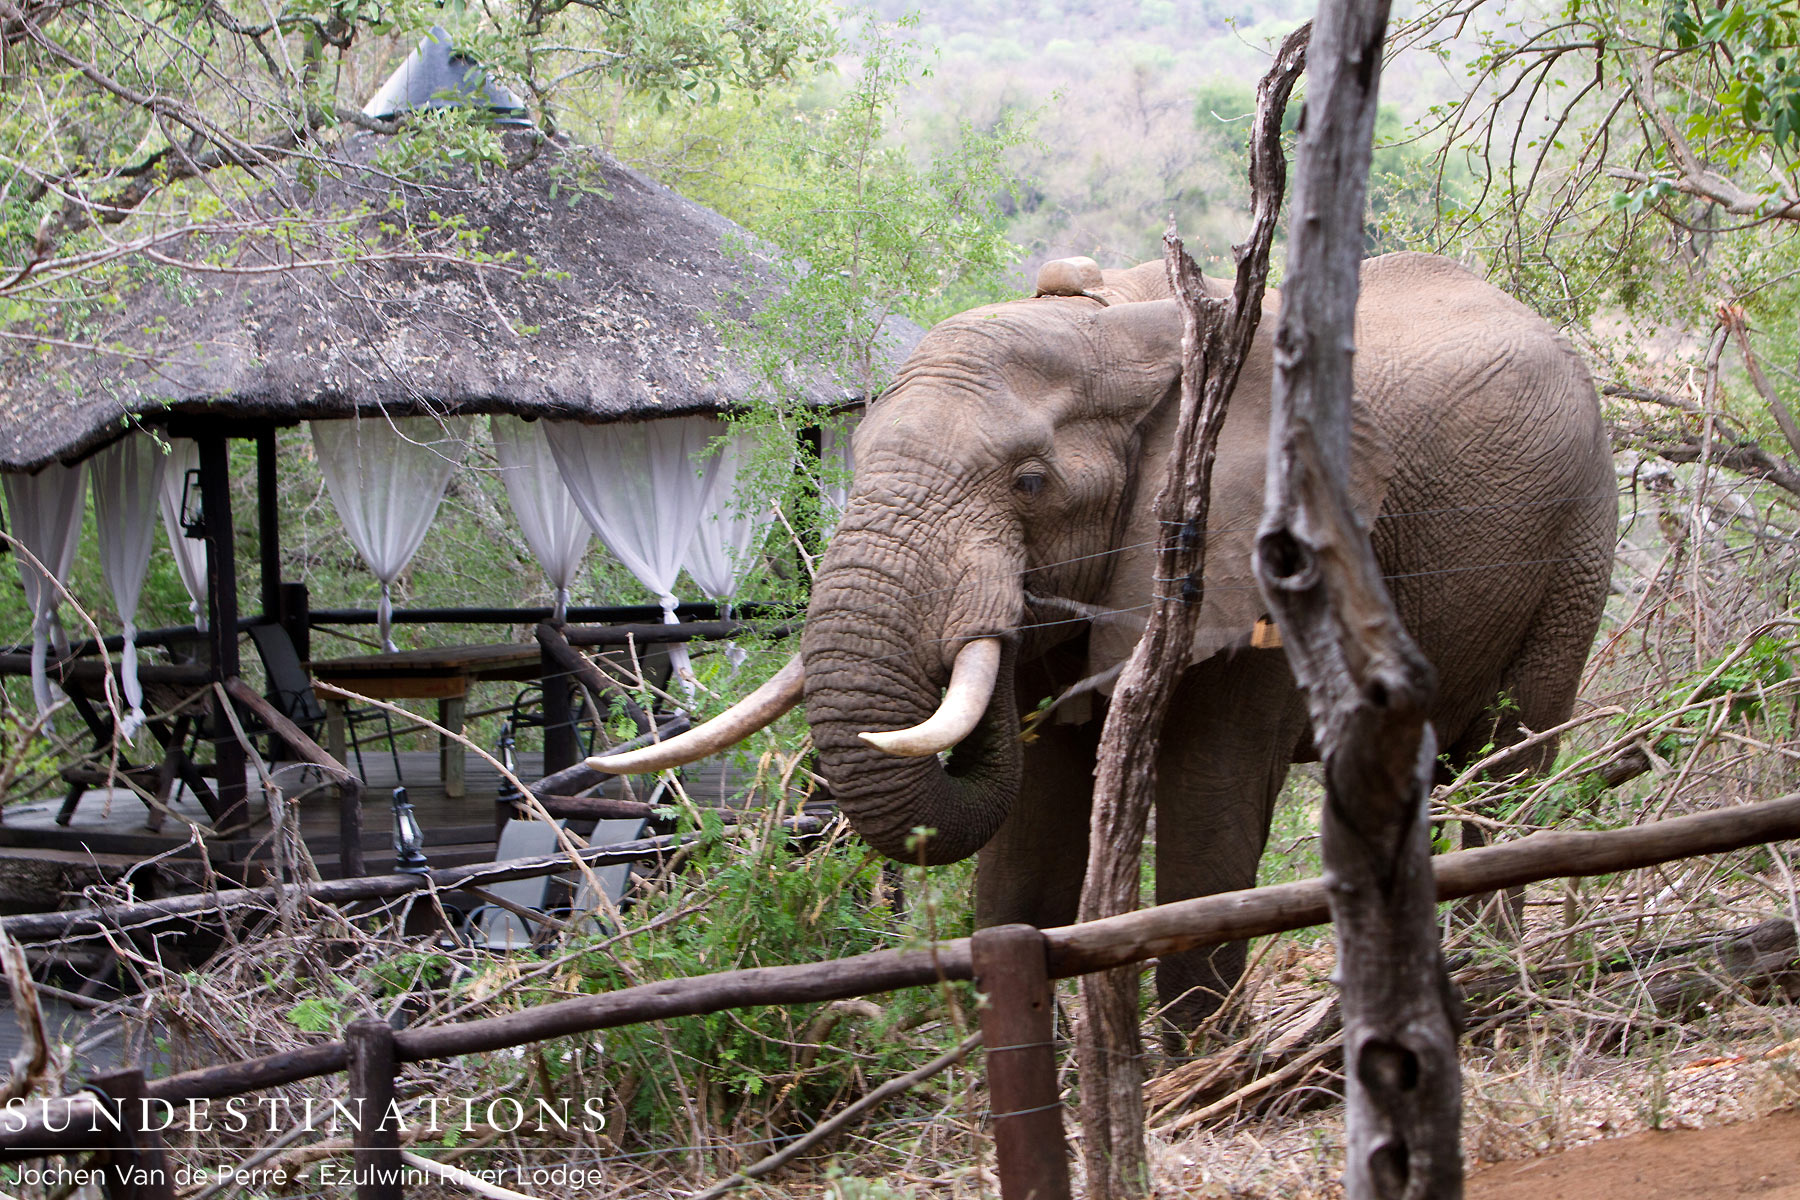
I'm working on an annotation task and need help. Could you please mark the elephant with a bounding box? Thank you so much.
[590,250,1618,1038]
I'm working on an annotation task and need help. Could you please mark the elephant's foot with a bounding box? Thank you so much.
[1452,819,1526,936]
[1155,941,1253,1057]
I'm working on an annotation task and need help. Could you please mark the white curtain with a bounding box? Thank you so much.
[491,415,591,623]
[4,462,86,716]
[685,429,777,672]
[157,438,209,632]
[548,416,724,686]
[92,435,165,739]
[312,415,471,651]
[819,413,859,534]
[684,428,773,603]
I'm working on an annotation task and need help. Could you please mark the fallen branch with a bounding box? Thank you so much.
[1644,917,1800,1016]
[1151,1036,1341,1137]
[1146,913,1800,1129]
[401,1151,546,1200]
[0,819,822,943]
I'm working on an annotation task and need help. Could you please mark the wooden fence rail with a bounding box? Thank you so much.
[1,792,1796,1200]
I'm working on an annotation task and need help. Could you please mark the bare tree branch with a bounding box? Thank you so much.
[1722,304,1800,460]
[1074,25,1308,1199]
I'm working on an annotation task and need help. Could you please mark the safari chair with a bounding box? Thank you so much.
[467,815,650,949]
[468,816,571,950]
[500,638,674,760]
[566,816,651,933]
[246,622,401,782]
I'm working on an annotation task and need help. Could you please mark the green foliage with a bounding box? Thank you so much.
[367,950,457,997]
[724,16,1026,388]
[1692,635,1794,724]
[535,822,975,1142]
[1668,0,1800,154]
[286,991,351,1034]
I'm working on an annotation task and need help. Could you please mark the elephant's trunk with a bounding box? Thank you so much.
[802,565,1022,866]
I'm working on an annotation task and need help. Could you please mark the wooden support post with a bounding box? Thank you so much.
[536,622,651,733]
[438,695,466,798]
[90,1068,176,1200]
[346,1019,403,1200]
[974,925,1070,1200]
[279,581,310,665]
[198,433,247,830]
[540,646,578,776]
[255,426,281,622]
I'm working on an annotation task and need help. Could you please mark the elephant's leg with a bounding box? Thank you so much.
[1152,650,1311,1046]
[975,716,1101,931]
[1444,560,1607,928]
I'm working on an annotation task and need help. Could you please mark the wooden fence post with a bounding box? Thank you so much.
[973,925,1070,1200]
[345,1019,403,1200]
[339,775,366,879]
[89,1068,175,1200]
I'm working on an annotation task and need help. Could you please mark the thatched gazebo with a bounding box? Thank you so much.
[0,29,916,858]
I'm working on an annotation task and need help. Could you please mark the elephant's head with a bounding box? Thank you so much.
[799,266,1194,864]
[583,258,1379,865]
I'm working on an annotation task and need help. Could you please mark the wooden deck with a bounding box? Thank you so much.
[0,748,776,903]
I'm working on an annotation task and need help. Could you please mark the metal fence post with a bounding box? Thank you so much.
[89,1068,175,1200]
[973,924,1071,1200]
[346,1019,403,1200]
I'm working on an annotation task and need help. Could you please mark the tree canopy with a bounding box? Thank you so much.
[0,0,836,309]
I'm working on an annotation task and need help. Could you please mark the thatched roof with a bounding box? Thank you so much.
[0,132,917,473]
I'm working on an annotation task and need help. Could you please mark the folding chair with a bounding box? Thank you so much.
[469,817,571,950]
[469,815,650,949]
[246,623,400,782]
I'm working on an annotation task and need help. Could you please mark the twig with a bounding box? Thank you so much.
[686,1032,983,1200]
[0,924,55,1102]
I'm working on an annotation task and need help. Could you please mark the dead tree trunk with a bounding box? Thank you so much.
[1074,29,1308,1199]
[1250,0,1463,1197]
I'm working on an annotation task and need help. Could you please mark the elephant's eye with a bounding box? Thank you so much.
[1014,472,1047,497]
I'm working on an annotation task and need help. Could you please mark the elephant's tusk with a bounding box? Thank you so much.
[584,654,805,775]
[859,638,1003,757]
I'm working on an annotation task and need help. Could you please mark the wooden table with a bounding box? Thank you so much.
[308,644,545,797]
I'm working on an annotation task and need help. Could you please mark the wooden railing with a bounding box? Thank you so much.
[2,792,1797,1200]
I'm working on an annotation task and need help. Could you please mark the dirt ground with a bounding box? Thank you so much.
[1466,1107,1800,1200]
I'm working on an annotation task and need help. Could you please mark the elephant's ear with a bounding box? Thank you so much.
[1078,314,1396,700]
[1092,298,1184,424]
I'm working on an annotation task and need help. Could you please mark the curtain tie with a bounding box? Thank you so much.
[378,582,397,653]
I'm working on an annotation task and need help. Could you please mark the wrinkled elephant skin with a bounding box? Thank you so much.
[800,252,1618,1036]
